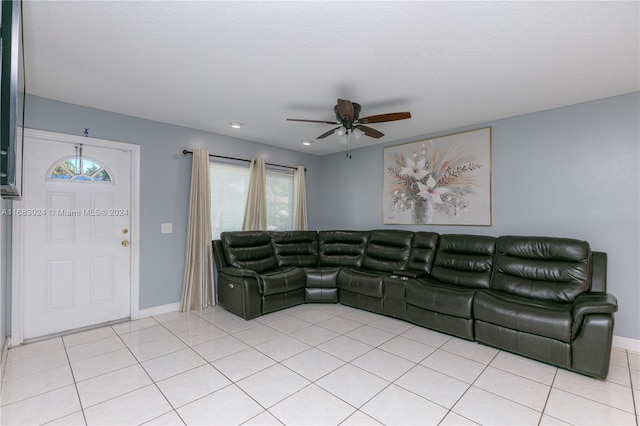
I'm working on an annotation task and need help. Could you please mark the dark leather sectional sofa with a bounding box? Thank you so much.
[212,229,618,379]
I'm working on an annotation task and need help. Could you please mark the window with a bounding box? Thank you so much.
[265,170,294,232]
[210,161,294,239]
[210,162,248,239]
[47,156,113,182]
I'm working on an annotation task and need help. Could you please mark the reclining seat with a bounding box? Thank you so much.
[269,231,326,301]
[405,234,496,340]
[384,232,439,320]
[306,230,369,303]
[474,236,618,378]
[216,231,305,319]
[337,230,413,314]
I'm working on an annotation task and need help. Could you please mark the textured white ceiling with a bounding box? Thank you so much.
[22,1,639,155]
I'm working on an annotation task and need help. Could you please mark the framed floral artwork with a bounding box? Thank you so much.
[383,127,492,226]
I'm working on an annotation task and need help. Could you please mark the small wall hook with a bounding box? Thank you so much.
[84,128,89,137]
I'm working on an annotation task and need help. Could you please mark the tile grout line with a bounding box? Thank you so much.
[145,313,219,425]
[205,308,396,424]
[537,364,559,425]
[150,312,277,424]
[116,317,191,425]
[0,338,74,419]
[627,350,640,423]
[168,307,510,425]
[75,322,177,424]
[258,310,455,425]
[60,334,89,426]
[4,305,636,426]
[437,346,499,424]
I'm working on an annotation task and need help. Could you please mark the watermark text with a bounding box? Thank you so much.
[1,208,129,217]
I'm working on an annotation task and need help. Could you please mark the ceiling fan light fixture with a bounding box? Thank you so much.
[352,127,364,140]
[334,127,348,143]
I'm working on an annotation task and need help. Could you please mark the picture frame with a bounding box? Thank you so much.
[383,127,492,226]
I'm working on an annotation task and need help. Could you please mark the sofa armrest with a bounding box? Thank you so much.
[392,269,428,279]
[220,266,261,279]
[219,267,263,294]
[571,292,618,338]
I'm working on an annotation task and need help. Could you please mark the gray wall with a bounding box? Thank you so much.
[23,95,323,310]
[314,92,639,340]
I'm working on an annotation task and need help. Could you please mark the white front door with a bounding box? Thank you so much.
[15,131,135,340]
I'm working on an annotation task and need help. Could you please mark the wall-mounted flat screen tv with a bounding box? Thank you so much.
[0,0,24,199]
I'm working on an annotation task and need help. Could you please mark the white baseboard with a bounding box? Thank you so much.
[613,334,640,352]
[138,302,180,318]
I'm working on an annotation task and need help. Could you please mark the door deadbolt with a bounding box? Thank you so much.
[122,228,129,234]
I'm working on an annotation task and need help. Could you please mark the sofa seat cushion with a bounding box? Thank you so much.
[337,268,386,298]
[260,267,306,296]
[474,290,573,342]
[304,267,340,288]
[405,279,476,319]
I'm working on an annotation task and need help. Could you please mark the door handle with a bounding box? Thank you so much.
[122,240,130,247]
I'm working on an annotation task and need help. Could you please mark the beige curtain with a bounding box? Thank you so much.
[180,148,214,311]
[293,166,308,230]
[242,158,267,230]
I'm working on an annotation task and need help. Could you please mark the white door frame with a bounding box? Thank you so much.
[11,128,141,346]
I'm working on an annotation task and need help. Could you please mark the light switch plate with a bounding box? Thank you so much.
[161,223,172,234]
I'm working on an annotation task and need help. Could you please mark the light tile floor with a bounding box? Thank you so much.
[1,303,638,425]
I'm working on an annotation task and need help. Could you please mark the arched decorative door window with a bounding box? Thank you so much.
[46,156,113,182]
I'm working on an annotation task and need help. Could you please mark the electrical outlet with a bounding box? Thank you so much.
[161,223,172,234]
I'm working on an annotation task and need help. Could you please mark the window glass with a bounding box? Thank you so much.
[210,162,249,240]
[47,157,113,182]
[266,170,293,232]
[210,161,294,239]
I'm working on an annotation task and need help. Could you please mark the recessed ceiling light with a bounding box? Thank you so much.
[302,140,312,146]
[228,121,244,129]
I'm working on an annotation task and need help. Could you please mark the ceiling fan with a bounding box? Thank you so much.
[287,98,411,140]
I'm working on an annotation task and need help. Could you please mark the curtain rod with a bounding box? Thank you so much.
[182,150,305,172]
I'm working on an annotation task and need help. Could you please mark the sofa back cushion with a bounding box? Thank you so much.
[362,230,413,273]
[270,231,319,267]
[430,234,496,289]
[492,236,591,303]
[220,231,278,273]
[318,231,368,267]
[407,232,440,273]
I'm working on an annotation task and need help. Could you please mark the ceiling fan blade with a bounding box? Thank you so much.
[287,118,339,125]
[317,126,341,139]
[358,112,411,124]
[336,98,354,120]
[358,125,384,139]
